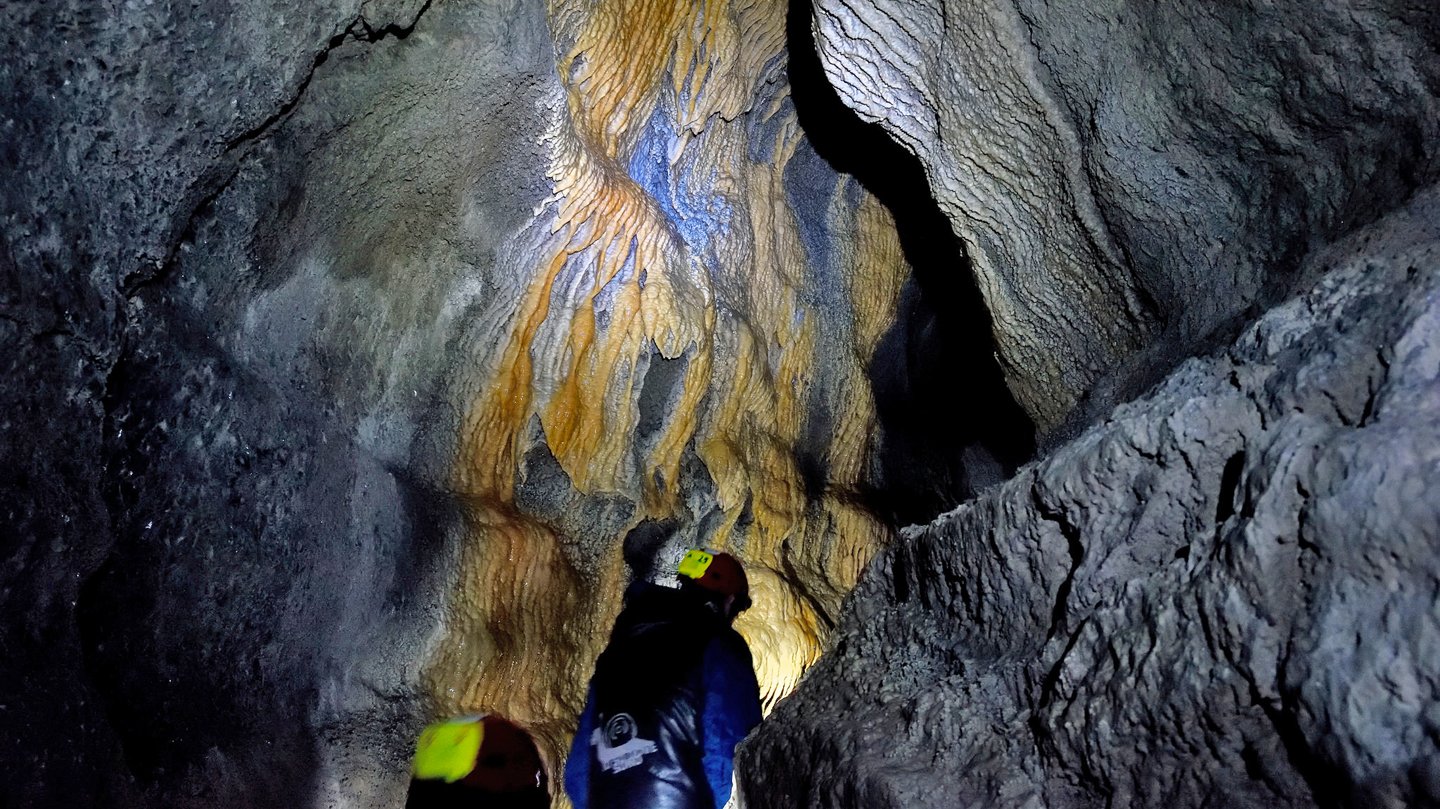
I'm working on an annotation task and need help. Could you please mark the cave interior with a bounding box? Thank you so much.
[2,0,1438,807]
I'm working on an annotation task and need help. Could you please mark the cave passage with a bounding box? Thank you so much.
[8,0,1435,806]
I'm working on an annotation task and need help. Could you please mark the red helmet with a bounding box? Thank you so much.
[678,549,749,601]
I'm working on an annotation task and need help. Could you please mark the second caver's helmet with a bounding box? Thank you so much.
[677,549,751,613]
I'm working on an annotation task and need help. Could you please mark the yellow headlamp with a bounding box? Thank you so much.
[413,716,485,783]
[678,549,714,579]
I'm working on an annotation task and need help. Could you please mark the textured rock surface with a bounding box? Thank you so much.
[3,0,1026,805]
[811,0,1440,428]
[2,2,446,806]
[7,0,1436,806]
[433,0,907,748]
[741,187,1440,808]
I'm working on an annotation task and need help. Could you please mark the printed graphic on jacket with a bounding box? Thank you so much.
[592,713,658,773]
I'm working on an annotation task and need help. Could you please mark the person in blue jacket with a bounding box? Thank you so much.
[564,549,763,809]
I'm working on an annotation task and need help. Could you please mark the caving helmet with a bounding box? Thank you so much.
[677,548,751,616]
[411,714,548,796]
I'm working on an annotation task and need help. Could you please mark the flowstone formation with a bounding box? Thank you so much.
[3,0,1029,806]
[428,0,924,766]
[743,187,1440,808]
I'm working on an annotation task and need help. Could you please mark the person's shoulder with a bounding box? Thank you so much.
[706,625,754,664]
[623,579,674,608]
[614,581,685,624]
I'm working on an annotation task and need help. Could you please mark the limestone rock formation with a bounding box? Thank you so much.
[742,188,1440,807]
[3,0,1024,805]
[810,0,1440,428]
[3,0,1437,806]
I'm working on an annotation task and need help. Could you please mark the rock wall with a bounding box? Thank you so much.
[810,0,1440,428]
[742,4,1440,805]
[741,187,1440,807]
[3,0,1026,805]
[2,2,445,806]
[430,0,906,755]
[7,0,1435,806]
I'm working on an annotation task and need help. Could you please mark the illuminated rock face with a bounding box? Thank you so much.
[3,0,1022,805]
[809,0,1440,429]
[430,0,929,774]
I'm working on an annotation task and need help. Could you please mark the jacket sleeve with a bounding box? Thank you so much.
[700,632,764,807]
[564,685,597,809]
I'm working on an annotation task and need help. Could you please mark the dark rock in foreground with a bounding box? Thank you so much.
[742,187,1440,808]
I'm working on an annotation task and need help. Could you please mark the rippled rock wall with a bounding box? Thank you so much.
[810,0,1440,428]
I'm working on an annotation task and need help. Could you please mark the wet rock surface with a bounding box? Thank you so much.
[741,187,1440,808]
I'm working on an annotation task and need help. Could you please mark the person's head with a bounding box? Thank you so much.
[409,714,549,808]
[676,548,751,620]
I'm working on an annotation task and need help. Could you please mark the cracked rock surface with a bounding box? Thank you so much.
[740,186,1440,808]
[2,1,538,806]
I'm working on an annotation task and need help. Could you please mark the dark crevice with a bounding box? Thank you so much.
[1247,680,1347,809]
[30,325,77,343]
[1216,450,1246,524]
[1028,614,1090,759]
[889,547,911,604]
[120,161,242,299]
[119,1,437,332]
[623,518,681,579]
[785,0,1035,527]
[223,0,435,152]
[634,350,690,462]
[1026,491,1092,774]
[777,539,840,632]
[1033,491,1085,641]
[1049,527,1085,637]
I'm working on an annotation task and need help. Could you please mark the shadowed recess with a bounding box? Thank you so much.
[786,0,1036,524]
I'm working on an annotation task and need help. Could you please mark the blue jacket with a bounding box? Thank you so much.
[564,584,763,809]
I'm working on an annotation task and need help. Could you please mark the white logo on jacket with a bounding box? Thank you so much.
[593,713,658,773]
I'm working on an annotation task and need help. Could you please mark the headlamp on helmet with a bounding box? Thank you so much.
[677,548,750,613]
